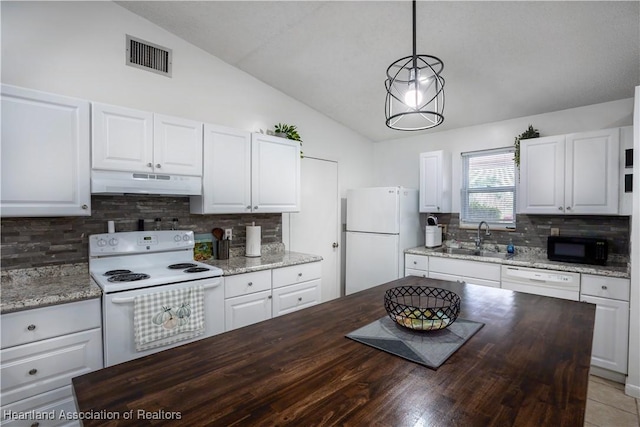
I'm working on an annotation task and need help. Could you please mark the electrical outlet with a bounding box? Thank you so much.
[550,228,560,236]
[224,228,232,240]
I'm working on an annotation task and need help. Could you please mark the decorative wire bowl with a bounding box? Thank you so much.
[384,286,461,331]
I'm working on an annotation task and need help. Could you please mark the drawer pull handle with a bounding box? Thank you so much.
[601,285,608,290]
[31,422,40,427]
[298,297,303,302]
[413,261,417,265]
[298,273,303,277]
[248,282,253,286]
[29,368,38,375]
[27,324,36,331]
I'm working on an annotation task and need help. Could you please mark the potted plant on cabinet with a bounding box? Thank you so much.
[514,124,540,169]
[274,123,303,157]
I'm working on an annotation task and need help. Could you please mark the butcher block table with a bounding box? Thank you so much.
[72,276,596,426]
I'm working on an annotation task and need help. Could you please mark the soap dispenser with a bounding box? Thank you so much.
[507,238,515,254]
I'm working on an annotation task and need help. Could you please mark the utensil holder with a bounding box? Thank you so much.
[217,240,229,260]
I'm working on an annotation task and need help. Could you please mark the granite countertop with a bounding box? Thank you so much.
[1,263,102,314]
[405,245,630,278]
[0,248,322,314]
[203,250,323,276]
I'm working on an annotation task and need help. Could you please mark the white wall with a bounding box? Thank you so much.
[0,1,375,196]
[373,99,634,212]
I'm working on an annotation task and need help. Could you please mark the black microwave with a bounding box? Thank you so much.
[547,236,608,265]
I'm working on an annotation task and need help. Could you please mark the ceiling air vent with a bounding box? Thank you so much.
[126,35,172,77]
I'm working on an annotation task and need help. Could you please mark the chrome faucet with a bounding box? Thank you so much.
[475,221,491,250]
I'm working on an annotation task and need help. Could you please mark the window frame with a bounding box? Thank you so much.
[460,146,517,230]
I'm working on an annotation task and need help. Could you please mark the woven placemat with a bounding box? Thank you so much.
[346,316,484,369]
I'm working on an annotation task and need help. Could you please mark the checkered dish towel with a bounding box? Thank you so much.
[134,285,205,352]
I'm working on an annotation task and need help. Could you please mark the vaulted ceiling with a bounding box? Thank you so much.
[116,1,640,142]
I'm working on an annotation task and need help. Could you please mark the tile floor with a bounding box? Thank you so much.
[585,375,640,427]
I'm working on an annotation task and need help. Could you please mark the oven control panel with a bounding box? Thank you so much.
[89,230,195,256]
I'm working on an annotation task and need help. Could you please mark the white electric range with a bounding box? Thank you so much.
[89,230,224,366]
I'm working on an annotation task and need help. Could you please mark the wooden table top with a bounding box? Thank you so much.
[72,276,596,426]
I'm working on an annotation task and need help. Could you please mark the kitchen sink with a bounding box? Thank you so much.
[438,247,513,260]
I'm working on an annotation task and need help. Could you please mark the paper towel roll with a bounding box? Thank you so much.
[245,223,261,257]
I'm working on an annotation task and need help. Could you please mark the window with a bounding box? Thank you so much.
[461,147,516,229]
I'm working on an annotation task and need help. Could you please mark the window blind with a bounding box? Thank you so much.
[461,147,516,227]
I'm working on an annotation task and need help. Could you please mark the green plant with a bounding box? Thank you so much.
[274,123,302,142]
[514,125,540,168]
[274,123,303,158]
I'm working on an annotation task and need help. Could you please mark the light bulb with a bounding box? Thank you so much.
[404,87,423,108]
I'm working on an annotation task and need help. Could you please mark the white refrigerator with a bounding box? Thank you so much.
[345,187,422,295]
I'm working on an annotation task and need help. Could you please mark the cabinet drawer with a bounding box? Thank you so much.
[225,270,271,299]
[429,257,500,281]
[1,385,78,427]
[405,254,428,271]
[1,299,101,349]
[405,268,428,278]
[1,328,102,406]
[581,275,630,301]
[272,262,321,289]
[272,279,321,317]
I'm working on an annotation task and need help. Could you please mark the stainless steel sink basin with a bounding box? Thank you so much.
[438,247,512,259]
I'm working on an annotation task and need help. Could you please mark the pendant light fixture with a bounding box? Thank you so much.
[385,0,445,131]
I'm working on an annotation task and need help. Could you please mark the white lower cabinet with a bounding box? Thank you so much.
[404,254,428,278]
[224,270,272,332]
[580,274,630,376]
[272,263,321,317]
[429,257,501,288]
[224,262,322,331]
[0,299,103,426]
[224,290,273,332]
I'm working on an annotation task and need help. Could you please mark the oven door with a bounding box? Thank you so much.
[102,277,223,367]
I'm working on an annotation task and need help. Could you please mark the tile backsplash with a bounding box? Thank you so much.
[1,196,282,270]
[423,213,630,255]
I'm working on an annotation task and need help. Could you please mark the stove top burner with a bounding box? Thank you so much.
[184,267,210,273]
[107,273,151,282]
[168,263,198,269]
[104,269,132,276]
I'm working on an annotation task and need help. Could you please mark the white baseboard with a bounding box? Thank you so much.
[625,382,640,399]
[590,366,626,384]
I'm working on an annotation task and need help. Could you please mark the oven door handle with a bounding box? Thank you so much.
[110,281,222,304]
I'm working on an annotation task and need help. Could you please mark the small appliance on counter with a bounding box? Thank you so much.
[425,215,442,248]
[547,235,608,265]
[245,222,261,257]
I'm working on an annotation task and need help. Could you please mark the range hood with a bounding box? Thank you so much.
[91,170,201,196]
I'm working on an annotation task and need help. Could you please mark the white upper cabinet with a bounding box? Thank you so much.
[153,114,203,176]
[518,135,566,214]
[519,128,619,214]
[1,85,91,217]
[92,103,202,176]
[251,133,300,213]
[192,130,300,214]
[419,150,451,213]
[191,124,252,214]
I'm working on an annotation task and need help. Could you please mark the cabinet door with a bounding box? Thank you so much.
[419,150,451,213]
[251,134,300,213]
[192,124,251,214]
[92,103,153,173]
[1,85,91,217]
[565,129,619,214]
[518,135,565,214]
[153,114,203,176]
[224,290,272,332]
[580,295,629,374]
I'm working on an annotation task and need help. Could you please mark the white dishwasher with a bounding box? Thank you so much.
[501,265,581,301]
